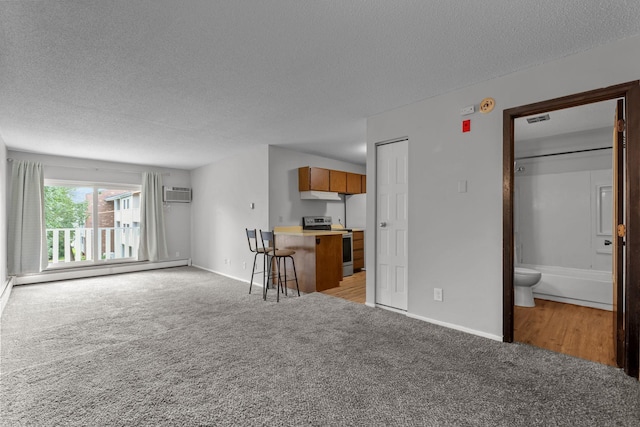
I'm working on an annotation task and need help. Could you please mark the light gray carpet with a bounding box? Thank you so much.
[1,267,639,426]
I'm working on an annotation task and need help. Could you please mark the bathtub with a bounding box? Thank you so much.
[518,264,613,311]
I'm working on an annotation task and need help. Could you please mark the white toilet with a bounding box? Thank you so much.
[514,267,542,307]
[513,243,542,307]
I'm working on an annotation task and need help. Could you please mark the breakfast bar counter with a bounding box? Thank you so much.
[274,226,343,292]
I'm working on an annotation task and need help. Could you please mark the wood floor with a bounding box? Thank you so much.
[321,271,366,304]
[323,276,615,367]
[514,298,616,367]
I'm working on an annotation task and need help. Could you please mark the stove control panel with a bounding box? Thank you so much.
[302,216,333,230]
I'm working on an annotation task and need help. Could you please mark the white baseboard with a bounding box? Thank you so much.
[375,303,407,315]
[405,312,503,342]
[15,259,191,285]
[1,276,15,315]
[191,264,266,288]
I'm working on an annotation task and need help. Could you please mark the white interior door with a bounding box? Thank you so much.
[375,139,408,310]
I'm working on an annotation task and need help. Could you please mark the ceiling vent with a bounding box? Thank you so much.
[163,186,192,203]
[526,114,551,124]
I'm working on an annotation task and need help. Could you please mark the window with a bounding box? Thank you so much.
[44,181,141,268]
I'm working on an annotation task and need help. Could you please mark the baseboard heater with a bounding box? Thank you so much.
[1,276,15,315]
[15,259,191,285]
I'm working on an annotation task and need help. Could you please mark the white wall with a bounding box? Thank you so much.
[366,34,640,339]
[268,145,365,228]
[190,145,270,282]
[7,151,191,262]
[1,137,7,285]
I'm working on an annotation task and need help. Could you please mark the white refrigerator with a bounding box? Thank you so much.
[345,194,366,229]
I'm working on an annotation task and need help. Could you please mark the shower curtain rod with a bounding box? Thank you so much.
[515,146,612,161]
[6,157,170,176]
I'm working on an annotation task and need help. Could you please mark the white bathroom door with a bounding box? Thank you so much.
[375,139,408,311]
[612,98,625,367]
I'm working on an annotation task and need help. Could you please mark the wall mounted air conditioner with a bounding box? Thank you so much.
[163,186,192,203]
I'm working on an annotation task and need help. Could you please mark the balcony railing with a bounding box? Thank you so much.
[46,226,141,265]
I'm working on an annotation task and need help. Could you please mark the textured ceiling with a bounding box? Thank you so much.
[1,1,640,169]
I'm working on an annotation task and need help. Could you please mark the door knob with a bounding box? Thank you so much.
[379,222,387,228]
[604,239,612,246]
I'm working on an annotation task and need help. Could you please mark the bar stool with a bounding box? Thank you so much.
[245,228,270,295]
[259,230,300,302]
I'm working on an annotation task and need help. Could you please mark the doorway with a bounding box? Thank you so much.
[512,99,620,366]
[503,81,640,379]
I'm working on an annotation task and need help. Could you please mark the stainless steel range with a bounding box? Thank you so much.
[302,216,353,277]
[341,232,353,277]
[302,216,332,231]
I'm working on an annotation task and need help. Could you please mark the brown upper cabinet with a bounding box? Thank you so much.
[298,167,330,191]
[346,173,361,194]
[330,170,347,193]
[299,166,366,194]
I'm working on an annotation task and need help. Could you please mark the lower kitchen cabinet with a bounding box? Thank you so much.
[275,233,343,292]
[353,231,364,271]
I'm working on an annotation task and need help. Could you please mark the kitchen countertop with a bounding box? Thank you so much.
[273,226,364,236]
[274,226,346,237]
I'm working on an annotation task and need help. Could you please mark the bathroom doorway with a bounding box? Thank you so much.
[512,99,619,366]
[502,81,640,379]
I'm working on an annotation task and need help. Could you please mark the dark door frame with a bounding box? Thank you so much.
[503,81,640,379]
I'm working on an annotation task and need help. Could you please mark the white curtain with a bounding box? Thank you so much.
[138,172,168,262]
[8,160,47,275]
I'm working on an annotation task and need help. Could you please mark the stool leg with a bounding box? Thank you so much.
[249,252,258,294]
[290,256,300,296]
[283,257,288,296]
[276,257,282,303]
[263,254,269,301]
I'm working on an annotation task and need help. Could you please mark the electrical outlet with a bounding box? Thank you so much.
[224,258,229,265]
[434,288,443,302]
[243,262,246,270]
[175,251,180,258]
